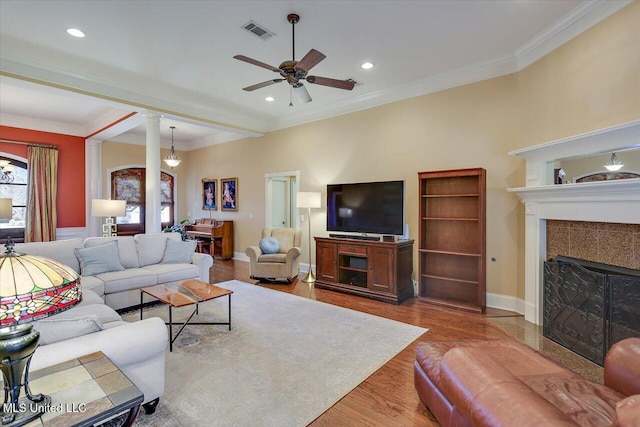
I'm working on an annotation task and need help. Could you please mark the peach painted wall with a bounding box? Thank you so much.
[0,126,86,227]
[516,1,640,147]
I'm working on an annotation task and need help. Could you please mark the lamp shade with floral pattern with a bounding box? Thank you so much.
[0,240,81,327]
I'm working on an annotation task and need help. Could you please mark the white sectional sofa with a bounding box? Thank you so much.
[15,232,214,310]
[30,289,168,411]
[16,232,214,413]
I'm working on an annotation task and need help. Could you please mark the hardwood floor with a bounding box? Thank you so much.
[210,260,517,426]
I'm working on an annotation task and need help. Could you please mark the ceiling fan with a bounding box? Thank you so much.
[234,13,355,104]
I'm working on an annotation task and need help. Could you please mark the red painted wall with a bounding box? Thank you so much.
[0,126,85,227]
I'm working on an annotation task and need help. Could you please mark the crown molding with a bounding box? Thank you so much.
[268,53,517,131]
[516,0,633,69]
[0,54,270,135]
[0,111,86,136]
[1,1,632,137]
[269,1,632,132]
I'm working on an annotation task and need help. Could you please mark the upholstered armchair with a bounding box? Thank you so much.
[245,228,302,282]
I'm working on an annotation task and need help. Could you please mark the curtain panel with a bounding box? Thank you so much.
[25,146,58,242]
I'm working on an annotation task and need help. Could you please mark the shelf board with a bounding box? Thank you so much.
[422,193,479,198]
[419,249,481,257]
[339,266,368,273]
[422,217,479,221]
[419,296,483,313]
[421,273,478,285]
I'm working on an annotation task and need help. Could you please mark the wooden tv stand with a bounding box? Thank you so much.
[314,237,414,305]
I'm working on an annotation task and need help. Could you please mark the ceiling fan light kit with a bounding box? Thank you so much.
[234,13,355,105]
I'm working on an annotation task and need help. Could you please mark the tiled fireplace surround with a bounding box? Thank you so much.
[547,221,640,270]
[508,120,640,325]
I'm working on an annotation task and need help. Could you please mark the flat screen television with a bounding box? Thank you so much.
[326,180,404,235]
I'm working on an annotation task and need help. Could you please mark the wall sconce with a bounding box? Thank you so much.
[0,160,15,184]
[92,199,127,237]
[604,153,624,172]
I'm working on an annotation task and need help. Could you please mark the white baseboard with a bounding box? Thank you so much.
[231,255,315,273]
[486,292,526,315]
[226,256,526,316]
[233,252,249,262]
[299,262,312,273]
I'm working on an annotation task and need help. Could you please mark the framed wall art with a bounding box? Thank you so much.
[202,178,217,210]
[220,177,237,211]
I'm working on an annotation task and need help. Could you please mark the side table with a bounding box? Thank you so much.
[23,351,143,427]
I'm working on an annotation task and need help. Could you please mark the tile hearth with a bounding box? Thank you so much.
[487,316,603,383]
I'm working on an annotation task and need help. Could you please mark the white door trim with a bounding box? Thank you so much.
[265,170,300,229]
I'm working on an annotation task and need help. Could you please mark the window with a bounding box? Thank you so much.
[0,156,27,242]
[111,168,175,235]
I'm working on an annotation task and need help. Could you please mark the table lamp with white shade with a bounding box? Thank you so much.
[1,198,12,244]
[92,199,126,237]
[297,192,322,283]
[0,198,11,221]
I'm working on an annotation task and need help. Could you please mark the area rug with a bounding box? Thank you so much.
[125,280,427,427]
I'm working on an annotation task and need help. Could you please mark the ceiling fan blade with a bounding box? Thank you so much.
[306,76,355,90]
[242,79,284,91]
[233,55,281,73]
[295,49,326,73]
[293,84,312,104]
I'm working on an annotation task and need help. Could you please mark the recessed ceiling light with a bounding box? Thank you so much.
[66,28,85,38]
[361,62,374,70]
[265,96,274,102]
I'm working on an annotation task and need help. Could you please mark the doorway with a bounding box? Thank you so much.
[265,171,300,230]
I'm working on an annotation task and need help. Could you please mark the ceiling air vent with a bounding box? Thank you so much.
[242,21,275,41]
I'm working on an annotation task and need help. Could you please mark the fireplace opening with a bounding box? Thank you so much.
[543,256,640,365]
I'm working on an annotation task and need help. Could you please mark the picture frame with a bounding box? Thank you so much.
[220,177,238,211]
[202,178,217,210]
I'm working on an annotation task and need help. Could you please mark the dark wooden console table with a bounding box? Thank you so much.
[314,237,414,304]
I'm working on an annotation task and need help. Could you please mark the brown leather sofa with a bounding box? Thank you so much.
[414,338,640,427]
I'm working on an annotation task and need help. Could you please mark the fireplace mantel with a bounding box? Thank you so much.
[508,120,640,325]
[508,179,640,224]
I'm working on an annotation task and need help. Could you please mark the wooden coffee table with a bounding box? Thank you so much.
[140,279,232,351]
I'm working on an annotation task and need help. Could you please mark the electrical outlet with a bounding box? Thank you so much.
[300,214,305,222]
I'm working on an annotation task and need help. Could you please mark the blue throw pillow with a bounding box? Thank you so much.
[162,239,197,264]
[74,241,124,276]
[259,237,280,254]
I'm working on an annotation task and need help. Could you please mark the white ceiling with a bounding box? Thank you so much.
[0,0,630,150]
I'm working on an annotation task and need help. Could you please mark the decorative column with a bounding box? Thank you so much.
[85,138,102,237]
[145,111,162,233]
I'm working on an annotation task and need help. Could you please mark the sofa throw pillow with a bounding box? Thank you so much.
[162,239,197,264]
[259,237,280,254]
[135,234,171,267]
[75,241,125,276]
[32,315,103,345]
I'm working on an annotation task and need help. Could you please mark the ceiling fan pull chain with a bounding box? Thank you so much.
[289,87,293,107]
